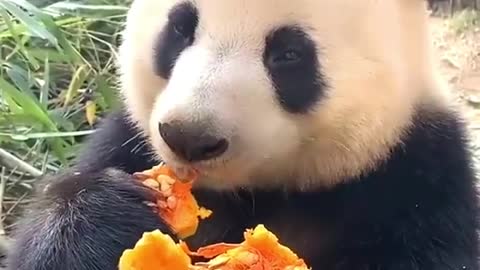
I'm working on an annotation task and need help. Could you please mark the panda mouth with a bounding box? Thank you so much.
[192,161,226,173]
[167,158,226,177]
[156,140,236,180]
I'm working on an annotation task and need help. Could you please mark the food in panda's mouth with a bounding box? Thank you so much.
[118,224,311,270]
[133,164,212,239]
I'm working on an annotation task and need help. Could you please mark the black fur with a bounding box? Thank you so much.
[73,110,157,174]
[7,105,479,270]
[7,111,168,270]
[153,2,198,79]
[263,26,327,114]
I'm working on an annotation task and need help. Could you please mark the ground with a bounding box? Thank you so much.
[428,13,480,172]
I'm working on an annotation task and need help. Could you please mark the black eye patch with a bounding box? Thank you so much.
[263,26,327,114]
[153,2,198,79]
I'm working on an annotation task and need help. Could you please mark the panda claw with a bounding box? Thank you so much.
[132,172,150,181]
[166,196,177,209]
[158,200,168,209]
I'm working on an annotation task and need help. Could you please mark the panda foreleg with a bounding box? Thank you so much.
[7,168,173,270]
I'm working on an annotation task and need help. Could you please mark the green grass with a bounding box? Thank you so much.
[0,0,130,235]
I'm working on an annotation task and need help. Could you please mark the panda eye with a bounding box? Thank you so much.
[153,2,198,79]
[173,24,187,37]
[263,25,325,114]
[273,49,303,65]
[168,3,198,43]
[171,17,196,42]
[264,27,310,69]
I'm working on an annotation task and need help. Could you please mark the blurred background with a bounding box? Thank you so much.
[0,0,478,266]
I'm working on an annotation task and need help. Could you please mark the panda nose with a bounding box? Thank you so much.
[158,122,229,162]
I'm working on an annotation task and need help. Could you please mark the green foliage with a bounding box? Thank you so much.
[0,0,130,232]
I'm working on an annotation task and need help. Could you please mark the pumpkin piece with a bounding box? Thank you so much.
[156,178,212,239]
[242,224,309,269]
[118,229,190,270]
[118,225,310,270]
[191,243,241,259]
[134,164,212,239]
[142,179,160,190]
[189,224,310,270]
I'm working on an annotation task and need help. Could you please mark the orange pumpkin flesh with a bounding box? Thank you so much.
[188,224,310,270]
[118,230,191,270]
[133,164,212,239]
[121,164,311,270]
[119,225,310,270]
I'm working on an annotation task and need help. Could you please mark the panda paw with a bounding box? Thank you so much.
[7,168,173,270]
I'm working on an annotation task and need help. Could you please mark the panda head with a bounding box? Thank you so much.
[118,0,446,190]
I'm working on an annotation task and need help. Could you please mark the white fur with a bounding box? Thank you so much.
[118,0,451,190]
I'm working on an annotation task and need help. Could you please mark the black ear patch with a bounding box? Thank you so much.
[153,2,199,79]
[263,26,327,114]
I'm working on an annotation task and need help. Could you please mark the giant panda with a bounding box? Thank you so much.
[6,0,480,269]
